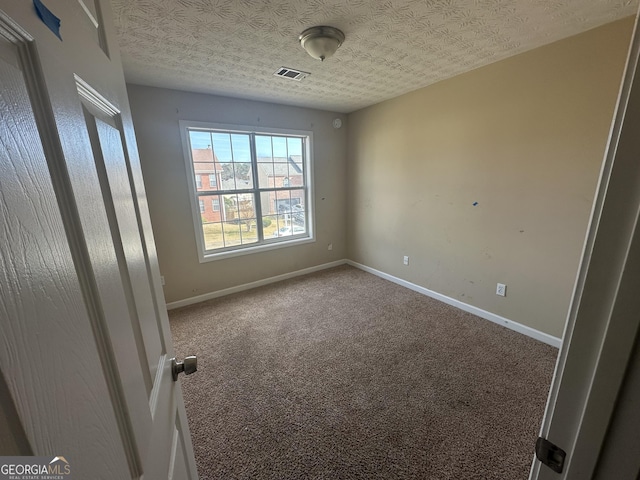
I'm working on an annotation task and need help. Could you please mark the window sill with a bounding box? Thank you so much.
[198,235,316,263]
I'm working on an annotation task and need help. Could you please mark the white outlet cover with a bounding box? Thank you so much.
[496,283,506,296]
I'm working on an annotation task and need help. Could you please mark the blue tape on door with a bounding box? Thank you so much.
[33,0,62,40]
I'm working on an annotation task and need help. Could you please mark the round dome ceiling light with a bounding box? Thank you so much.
[299,26,345,62]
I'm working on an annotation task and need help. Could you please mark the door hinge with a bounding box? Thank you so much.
[535,437,566,474]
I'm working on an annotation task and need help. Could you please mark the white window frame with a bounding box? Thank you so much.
[208,173,216,188]
[180,120,315,262]
[212,197,220,211]
[198,199,204,213]
[195,175,202,189]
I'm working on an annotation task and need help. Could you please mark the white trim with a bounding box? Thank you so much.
[346,260,562,348]
[166,260,347,310]
[166,257,562,348]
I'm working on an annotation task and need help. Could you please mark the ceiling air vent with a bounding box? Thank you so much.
[274,67,310,81]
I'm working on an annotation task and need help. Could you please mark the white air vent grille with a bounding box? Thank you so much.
[274,67,310,81]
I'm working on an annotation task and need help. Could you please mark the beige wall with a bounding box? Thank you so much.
[346,18,634,338]
[127,85,347,303]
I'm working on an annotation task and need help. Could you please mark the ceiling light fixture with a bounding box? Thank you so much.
[299,26,345,62]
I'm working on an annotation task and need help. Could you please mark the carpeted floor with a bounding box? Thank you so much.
[169,265,557,480]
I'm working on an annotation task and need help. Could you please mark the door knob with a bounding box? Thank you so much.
[171,355,197,381]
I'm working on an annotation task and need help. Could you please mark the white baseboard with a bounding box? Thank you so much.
[166,257,562,348]
[346,260,562,348]
[166,260,347,310]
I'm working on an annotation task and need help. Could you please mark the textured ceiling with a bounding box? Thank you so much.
[111,0,638,113]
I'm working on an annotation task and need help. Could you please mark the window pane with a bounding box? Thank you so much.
[219,163,235,190]
[241,224,258,244]
[230,134,251,163]
[192,152,214,187]
[190,132,219,192]
[256,135,274,189]
[271,215,305,237]
[256,135,273,160]
[222,194,238,221]
[259,191,274,217]
[275,214,288,232]
[236,194,257,244]
[290,189,305,213]
[217,194,257,246]
[202,222,225,250]
[218,163,252,191]
[276,190,292,213]
[273,162,289,187]
[287,137,302,157]
[289,158,303,186]
[289,166,303,187]
[257,161,275,188]
[192,151,214,166]
[222,221,242,247]
[262,215,277,238]
[272,136,287,159]
[229,134,252,190]
[200,195,222,223]
[211,133,232,161]
[291,199,305,226]
[189,130,211,150]
[219,161,253,191]
[232,163,253,191]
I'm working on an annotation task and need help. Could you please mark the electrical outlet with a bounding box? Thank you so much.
[328,243,333,251]
[496,283,506,297]
[403,255,409,266]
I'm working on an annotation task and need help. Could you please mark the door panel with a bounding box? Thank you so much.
[81,99,163,389]
[75,0,108,54]
[95,116,165,376]
[0,2,198,478]
[169,416,191,480]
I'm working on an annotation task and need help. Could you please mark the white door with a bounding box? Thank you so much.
[0,1,198,479]
[530,10,640,480]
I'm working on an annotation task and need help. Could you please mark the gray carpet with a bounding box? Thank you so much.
[169,265,557,479]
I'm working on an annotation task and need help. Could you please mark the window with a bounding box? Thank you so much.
[181,121,313,260]
[195,175,202,189]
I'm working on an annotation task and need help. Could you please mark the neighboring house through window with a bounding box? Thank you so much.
[181,121,314,261]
